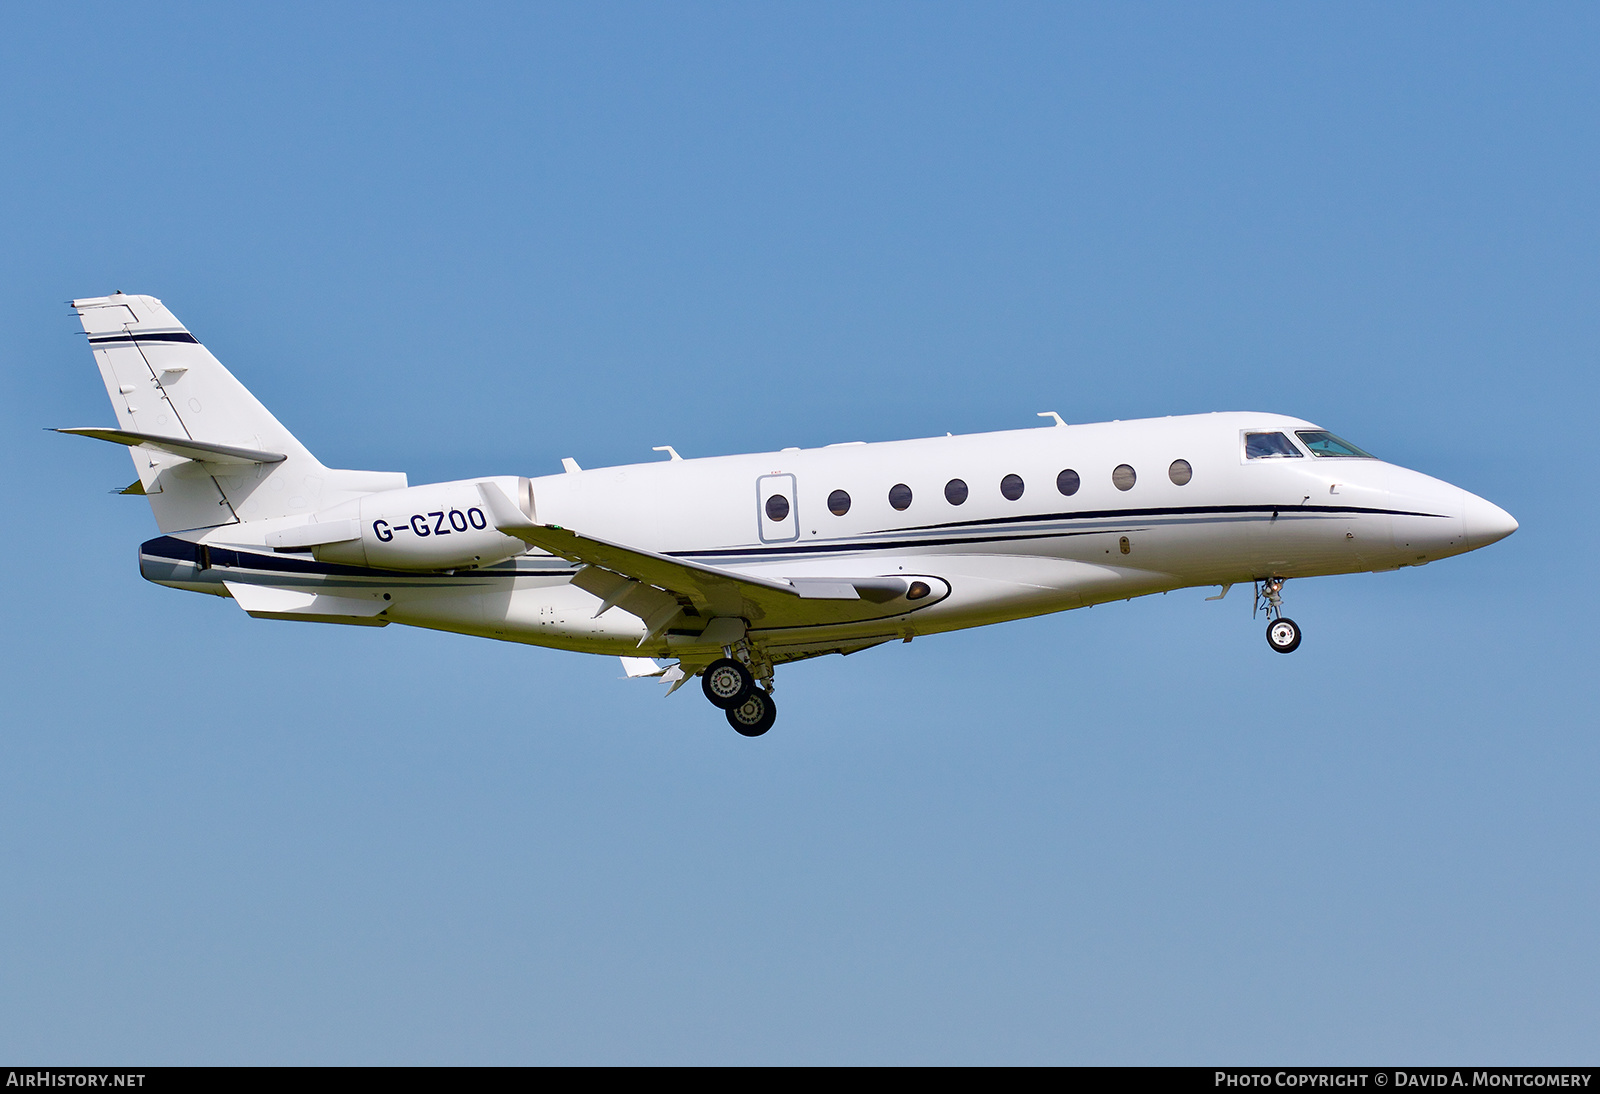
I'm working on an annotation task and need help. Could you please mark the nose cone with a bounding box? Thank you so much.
[1463,492,1518,550]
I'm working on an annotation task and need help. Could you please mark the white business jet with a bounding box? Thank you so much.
[60,293,1517,736]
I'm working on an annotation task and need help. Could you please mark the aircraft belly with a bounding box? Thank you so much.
[474,580,648,645]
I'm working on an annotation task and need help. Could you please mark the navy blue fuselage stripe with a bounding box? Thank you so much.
[676,527,1111,560]
[88,332,200,345]
[886,502,1445,534]
[672,505,1445,560]
[139,536,575,579]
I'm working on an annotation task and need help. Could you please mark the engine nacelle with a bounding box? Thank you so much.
[303,478,534,571]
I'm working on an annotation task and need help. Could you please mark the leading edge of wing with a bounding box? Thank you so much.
[475,482,913,628]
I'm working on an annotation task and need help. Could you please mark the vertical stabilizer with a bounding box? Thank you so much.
[70,293,404,533]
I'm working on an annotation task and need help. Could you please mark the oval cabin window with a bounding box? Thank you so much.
[765,494,791,522]
[888,483,913,511]
[1000,474,1025,501]
[944,478,968,505]
[1113,464,1136,491]
[1057,469,1081,496]
[828,489,851,516]
[1169,459,1192,486]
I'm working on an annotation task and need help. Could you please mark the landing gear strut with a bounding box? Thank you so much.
[1256,577,1303,654]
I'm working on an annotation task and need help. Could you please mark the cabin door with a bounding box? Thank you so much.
[757,474,799,543]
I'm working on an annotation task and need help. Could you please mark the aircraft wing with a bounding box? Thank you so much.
[476,483,922,638]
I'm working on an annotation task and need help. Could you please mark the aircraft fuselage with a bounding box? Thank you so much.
[138,410,1512,660]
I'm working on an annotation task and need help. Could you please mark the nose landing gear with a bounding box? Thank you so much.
[1256,577,1303,654]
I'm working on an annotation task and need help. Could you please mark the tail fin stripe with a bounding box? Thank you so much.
[87,332,199,345]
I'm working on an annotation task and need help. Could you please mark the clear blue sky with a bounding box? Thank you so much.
[2,2,1595,1064]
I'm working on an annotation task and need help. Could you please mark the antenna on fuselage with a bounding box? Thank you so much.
[1037,411,1067,427]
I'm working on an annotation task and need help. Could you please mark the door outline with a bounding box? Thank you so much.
[757,474,800,543]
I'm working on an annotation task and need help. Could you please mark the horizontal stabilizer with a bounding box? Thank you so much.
[56,427,286,465]
[223,581,390,625]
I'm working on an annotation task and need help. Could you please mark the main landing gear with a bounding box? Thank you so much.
[700,651,778,737]
[702,658,754,708]
[1256,577,1303,654]
[725,690,778,737]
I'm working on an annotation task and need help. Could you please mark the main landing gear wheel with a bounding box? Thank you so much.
[1266,617,1302,654]
[702,658,755,709]
[726,690,777,737]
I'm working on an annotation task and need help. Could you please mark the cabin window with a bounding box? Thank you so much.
[1057,469,1081,496]
[1296,430,1374,458]
[828,489,851,516]
[1112,464,1136,491]
[1000,474,1025,501]
[888,483,913,511]
[1245,432,1303,459]
[944,478,968,505]
[765,494,791,522]
[1169,459,1193,485]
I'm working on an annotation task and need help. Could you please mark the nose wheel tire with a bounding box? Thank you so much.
[726,690,777,737]
[1266,617,1302,654]
[702,658,755,709]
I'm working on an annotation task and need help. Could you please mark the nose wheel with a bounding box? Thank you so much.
[1256,577,1304,654]
[1266,617,1302,654]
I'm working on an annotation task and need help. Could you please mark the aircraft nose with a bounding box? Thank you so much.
[1463,491,1518,550]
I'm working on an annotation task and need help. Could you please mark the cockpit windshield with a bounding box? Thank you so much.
[1295,430,1374,458]
[1244,432,1302,459]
